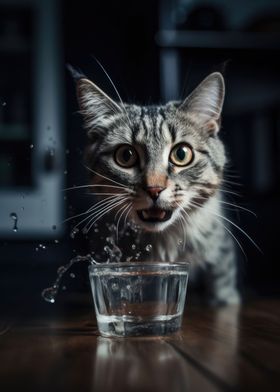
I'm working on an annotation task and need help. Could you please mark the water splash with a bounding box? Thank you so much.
[145,244,152,252]
[42,218,156,304]
[10,212,18,232]
[41,254,96,303]
[38,243,47,250]
[70,227,79,238]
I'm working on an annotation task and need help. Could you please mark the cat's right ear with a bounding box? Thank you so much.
[76,79,122,133]
[68,66,122,136]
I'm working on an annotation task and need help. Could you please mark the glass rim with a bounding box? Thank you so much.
[88,261,190,273]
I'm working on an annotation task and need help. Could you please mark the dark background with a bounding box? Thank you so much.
[0,0,280,317]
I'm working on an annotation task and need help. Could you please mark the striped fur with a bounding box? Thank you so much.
[77,72,240,305]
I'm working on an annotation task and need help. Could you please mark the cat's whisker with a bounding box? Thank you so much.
[73,196,129,230]
[222,223,247,260]
[115,202,132,242]
[86,196,127,212]
[189,200,262,253]
[188,200,247,259]
[62,184,134,193]
[177,213,187,250]
[85,192,129,196]
[62,195,124,223]
[92,56,132,127]
[84,165,129,188]
[123,204,132,229]
[178,190,256,216]
[218,200,256,217]
[221,179,243,187]
[82,197,130,234]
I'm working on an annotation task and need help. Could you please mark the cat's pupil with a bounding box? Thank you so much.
[176,147,186,161]
[123,148,133,162]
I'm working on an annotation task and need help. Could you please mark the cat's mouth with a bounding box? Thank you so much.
[137,208,173,223]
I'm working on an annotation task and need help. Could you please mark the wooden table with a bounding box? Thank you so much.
[0,299,279,392]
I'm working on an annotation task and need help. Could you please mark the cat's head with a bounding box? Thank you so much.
[76,72,225,232]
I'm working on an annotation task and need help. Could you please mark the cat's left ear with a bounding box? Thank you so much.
[179,72,225,135]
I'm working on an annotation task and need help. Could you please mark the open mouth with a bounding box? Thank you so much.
[137,208,173,223]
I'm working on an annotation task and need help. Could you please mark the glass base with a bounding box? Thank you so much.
[97,314,182,337]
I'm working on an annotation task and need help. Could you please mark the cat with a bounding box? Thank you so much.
[73,69,240,305]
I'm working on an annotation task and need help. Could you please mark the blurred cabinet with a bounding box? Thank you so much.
[157,0,280,197]
[0,0,64,238]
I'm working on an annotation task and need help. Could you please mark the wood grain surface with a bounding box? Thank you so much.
[0,299,279,392]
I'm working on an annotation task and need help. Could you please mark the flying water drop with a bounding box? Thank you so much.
[145,244,152,252]
[70,227,79,238]
[42,254,96,303]
[10,212,18,232]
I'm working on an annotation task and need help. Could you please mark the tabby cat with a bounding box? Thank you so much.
[74,71,240,305]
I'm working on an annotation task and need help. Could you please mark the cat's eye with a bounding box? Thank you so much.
[169,143,193,167]
[114,145,138,168]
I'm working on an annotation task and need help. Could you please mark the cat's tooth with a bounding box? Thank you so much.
[142,210,149,219]
[159,211,166,219]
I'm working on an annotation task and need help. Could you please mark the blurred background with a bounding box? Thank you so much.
[0,0,280,316]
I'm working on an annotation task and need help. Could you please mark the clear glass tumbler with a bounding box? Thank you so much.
[89,262,190,337]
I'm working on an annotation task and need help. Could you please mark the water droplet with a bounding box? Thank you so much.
[112,283,119,291]
[65,149,70,155]
[70,273,75,279]
[145,244,152,252]
[57,266,66,275]
[30,144,34,149]
[54,239,59,244]
[10,212,18,232]
[41,254,95,303]
[41,287,56,303]
[62,286,66,291]
[38,243,46,250]
[2,101,7,106]
[47,125,51,130]
[94,228,99,233]
[21,206,24,211]
[70,227,79,238]
[178,239,183,246]
[64,170,67,175]
[131,244,136,250]
[35,247,39,252]
[52,225,57,230]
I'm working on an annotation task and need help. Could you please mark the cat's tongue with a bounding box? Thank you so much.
[142,208,166,220]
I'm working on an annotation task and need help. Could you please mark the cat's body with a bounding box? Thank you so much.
[74,71,240,305]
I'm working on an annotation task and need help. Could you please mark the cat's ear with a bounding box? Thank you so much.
[76,78,122,134]
[179,72,225,135]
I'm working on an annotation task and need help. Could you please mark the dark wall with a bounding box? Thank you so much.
[1,0,280,316]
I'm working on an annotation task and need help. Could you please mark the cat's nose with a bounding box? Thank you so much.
[146,186,165,201]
